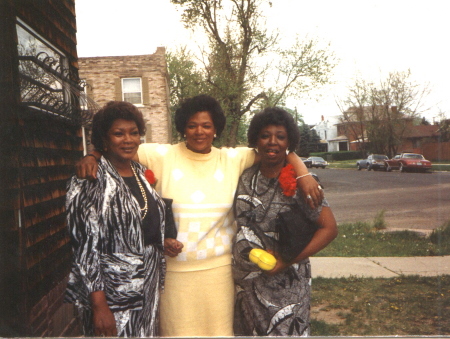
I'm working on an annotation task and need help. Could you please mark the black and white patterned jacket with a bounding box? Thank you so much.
[64,157,166,312]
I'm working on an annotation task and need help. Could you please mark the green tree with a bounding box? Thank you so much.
[166,47,209,142]
[170,0,336,146]
[297,123,320,156]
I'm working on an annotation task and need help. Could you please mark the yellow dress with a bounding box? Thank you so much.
[137,142,255,336]
[160,265,234,336]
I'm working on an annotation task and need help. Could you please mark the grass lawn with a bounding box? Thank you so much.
[432,163,450,171]
[311,275,450,336]
[316,220,450,257]
[309,219,450,336]
[325,160,356,169]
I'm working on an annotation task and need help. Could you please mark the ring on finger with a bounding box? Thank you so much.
[318,185,323,190]
[306,194,312,200]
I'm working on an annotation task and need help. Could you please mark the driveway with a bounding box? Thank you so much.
[311,168,450,231]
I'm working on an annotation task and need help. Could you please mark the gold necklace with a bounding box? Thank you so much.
[131,165,148,219]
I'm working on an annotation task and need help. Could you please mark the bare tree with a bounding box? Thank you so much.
[336,78,371,153]
[339,70,431,157]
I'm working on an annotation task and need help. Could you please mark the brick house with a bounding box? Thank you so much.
[334,106,446,160]
[336,120,365,152]
[335,106,389,152]
[336,105,408,153]
[78,50,172,145]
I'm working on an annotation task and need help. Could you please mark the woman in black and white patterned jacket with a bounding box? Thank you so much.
[65,101,182,337]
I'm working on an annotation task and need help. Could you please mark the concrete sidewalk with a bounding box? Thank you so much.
[310,256,450,278]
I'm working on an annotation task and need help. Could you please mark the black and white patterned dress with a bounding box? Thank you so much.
[65,157,166,337]
[232,164,327,337]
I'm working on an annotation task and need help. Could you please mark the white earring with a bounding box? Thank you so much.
[214,134,217,138]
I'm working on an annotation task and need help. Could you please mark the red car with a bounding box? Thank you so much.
[384,153,432,172]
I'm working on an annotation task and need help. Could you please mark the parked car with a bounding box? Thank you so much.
[356,154,389,171]
[301,157,312,168]
[307,156,328,169]
[384,153,432,172]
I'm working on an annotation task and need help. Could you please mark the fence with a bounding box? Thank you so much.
[423,141,450,161]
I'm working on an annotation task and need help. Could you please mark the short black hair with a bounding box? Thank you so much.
[175,94,226,137]
[91,101,146,151]
[247,107,300,152]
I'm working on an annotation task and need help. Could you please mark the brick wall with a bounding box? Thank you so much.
[0,0,84,335]
[78,48,172,143]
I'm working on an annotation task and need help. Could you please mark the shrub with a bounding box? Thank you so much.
[429,221,450,245]
[372,210,387,230]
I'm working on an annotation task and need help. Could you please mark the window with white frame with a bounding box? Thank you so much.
[122,78,142,105]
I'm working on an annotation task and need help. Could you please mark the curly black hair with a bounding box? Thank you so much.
[175,95,226,137]
[91,101,146,151]
[247,107,300,152]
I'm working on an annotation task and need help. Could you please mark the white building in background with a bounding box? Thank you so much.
[312,115,349,152]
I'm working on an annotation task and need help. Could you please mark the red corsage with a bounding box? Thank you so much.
[145,169,157,186]
[278,164,297,197]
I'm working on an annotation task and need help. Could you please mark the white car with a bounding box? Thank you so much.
[307,156,328,169]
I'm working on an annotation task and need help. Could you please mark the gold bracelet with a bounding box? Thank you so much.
[295,173,312,180]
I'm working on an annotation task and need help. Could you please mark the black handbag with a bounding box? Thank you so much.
[162,198,177,239]
[276,201,318,263]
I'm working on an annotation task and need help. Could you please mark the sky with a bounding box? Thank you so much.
[75,0,450,125]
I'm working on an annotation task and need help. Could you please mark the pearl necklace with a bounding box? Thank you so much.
[131,165,148,219]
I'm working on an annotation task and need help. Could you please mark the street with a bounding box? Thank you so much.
[311,168,450,231]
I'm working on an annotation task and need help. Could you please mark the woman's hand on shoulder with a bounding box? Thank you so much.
[297,174,324,209]
[164,238,184,257]
[285,152,323,209]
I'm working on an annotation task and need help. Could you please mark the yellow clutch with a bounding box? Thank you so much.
[249,248,277,270]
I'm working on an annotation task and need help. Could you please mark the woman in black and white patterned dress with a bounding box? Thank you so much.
[65,101,182,337]
[232,107,338,336]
